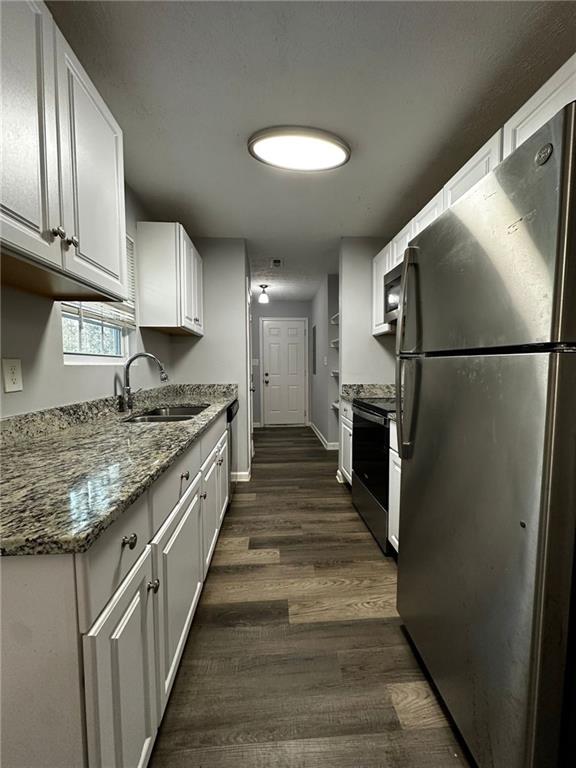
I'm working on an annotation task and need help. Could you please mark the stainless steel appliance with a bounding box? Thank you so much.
[351,397,396,554]
[396,103,576,768]
[384,262,402,324]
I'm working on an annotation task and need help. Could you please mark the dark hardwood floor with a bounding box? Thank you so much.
[149,427,471,768]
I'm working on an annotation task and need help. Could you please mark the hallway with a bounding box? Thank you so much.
[149,427,470,767]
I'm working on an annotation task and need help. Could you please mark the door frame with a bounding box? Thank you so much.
[259,317,309,427]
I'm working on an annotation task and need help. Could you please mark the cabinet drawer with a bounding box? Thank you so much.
[390,419,398,452]
[75,493,152,632]
[341,400,352,421]
[200,413,226,462]
[149,442,201,532]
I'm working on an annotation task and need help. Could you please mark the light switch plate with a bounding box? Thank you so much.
[2,359,23,392]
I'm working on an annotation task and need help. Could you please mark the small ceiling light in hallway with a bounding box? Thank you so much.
[258,285,270,304]
[248,127,350,171]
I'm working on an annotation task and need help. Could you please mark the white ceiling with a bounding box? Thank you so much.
[48,1,576,300]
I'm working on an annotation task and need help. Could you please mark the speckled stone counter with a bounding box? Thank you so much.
[0,384,237,556]
[340,383,396,402]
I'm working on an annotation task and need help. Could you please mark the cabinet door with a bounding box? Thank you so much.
[443,131,502,209]
[179,229,196,332]
[411,191,444,237]
[83,547,157,768]
[388,448,401,552]
[503,53,576,157]
[193,246,204,334]
[372,245,388,334]
[201,448,220,577]
[218,432,229,523]
[340,418,353,485]
[56,32,127,299]
[151,474,202,717]
[0,1,61,267]
[392,222,412,267]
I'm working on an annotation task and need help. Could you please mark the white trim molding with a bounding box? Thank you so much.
[310,422,339,451]
[231,471,251,482]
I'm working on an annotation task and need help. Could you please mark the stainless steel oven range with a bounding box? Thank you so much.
[351,397,396,555]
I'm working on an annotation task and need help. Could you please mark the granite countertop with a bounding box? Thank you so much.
[0,385,237,557]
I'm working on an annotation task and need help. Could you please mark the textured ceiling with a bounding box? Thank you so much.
[48,1,576,300]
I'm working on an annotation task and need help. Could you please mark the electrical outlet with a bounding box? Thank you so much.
[2,359,23,393]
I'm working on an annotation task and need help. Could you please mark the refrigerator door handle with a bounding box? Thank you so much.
[396,356,406,455]
[395,245,418,357]
[396,357,420,459]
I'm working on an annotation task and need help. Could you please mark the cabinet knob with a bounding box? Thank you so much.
[51,225,66,240]
[181,470,190,481]
[147,578,160,594]
[121,533,138,550]
[194,317,200,323]
[200,492,207,500]
[66,235,79,248]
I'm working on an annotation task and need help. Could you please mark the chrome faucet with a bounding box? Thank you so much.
[121,353,169,412]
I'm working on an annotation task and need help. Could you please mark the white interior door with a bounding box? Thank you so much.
[262,319,307,425]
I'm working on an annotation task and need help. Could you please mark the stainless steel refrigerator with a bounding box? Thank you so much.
[395,102,576,768]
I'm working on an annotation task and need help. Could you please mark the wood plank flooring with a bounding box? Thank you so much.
[149,427,472,768]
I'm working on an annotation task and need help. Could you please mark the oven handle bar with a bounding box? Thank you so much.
[352,406,388,426]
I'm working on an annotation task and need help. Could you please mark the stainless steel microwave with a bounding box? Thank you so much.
[383,262,403,324]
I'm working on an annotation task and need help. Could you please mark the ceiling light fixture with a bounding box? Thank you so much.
[258,284,270,304]
[248,126,350,171]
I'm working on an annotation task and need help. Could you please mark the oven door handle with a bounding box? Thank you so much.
[352,406,388,426]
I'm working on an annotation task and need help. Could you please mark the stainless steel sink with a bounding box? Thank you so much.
[145,405,209,417]
[123,404,209,423]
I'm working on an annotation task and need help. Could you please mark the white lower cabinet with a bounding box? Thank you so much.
[201,446,220,578]
[151,473,203,717]
[217,431,230,524]
[340,416,353,485]
[83,547,158,768]
[388,448,401,552]
[81,426,229,768]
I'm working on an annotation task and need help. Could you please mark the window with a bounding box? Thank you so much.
[62,236,137,362]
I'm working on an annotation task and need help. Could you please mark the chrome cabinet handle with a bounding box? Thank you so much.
[121,533,138,550]
[51,225,66,239]
[147,579,160,594]
[200,492,207,500]
[181,470,190,481]
[194,317,200,323]
[217,458,223,466]
[66,235,79,247]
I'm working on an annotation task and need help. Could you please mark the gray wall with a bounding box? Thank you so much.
[171,238,250,476]
[310,274,339,446]
[0,186,173,417]
[340,237,395,386]
[251,299,312,425]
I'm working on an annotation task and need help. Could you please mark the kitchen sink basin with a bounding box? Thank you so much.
[144,405,209,416]
[123,404,209,423]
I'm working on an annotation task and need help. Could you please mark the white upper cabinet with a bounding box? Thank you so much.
[137,221,204,336]
[504,52,576,157]
[0,1,128,300]
[411,190,445,237]
[392,222,412,267]
[56,31,127,299]
[0,1,61,268]
[372,243,392,335]
[443,131,503,209]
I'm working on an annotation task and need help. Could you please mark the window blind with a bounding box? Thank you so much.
[61,236,137,328]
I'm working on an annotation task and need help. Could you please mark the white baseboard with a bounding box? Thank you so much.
[231,471,251,482]
[310,422,339,451]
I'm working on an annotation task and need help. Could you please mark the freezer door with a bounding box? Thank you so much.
[398,103,576,354]
[397,352,560,768]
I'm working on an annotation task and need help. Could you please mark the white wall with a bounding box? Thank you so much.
[170,238,250,476]
[251,299,312,424]
[0,186,173,417]
[340,237,395,385]
[310,274,339,446]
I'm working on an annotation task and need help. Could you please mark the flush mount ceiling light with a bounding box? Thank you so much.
[258,284,270,304]
[248,126,350,171]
